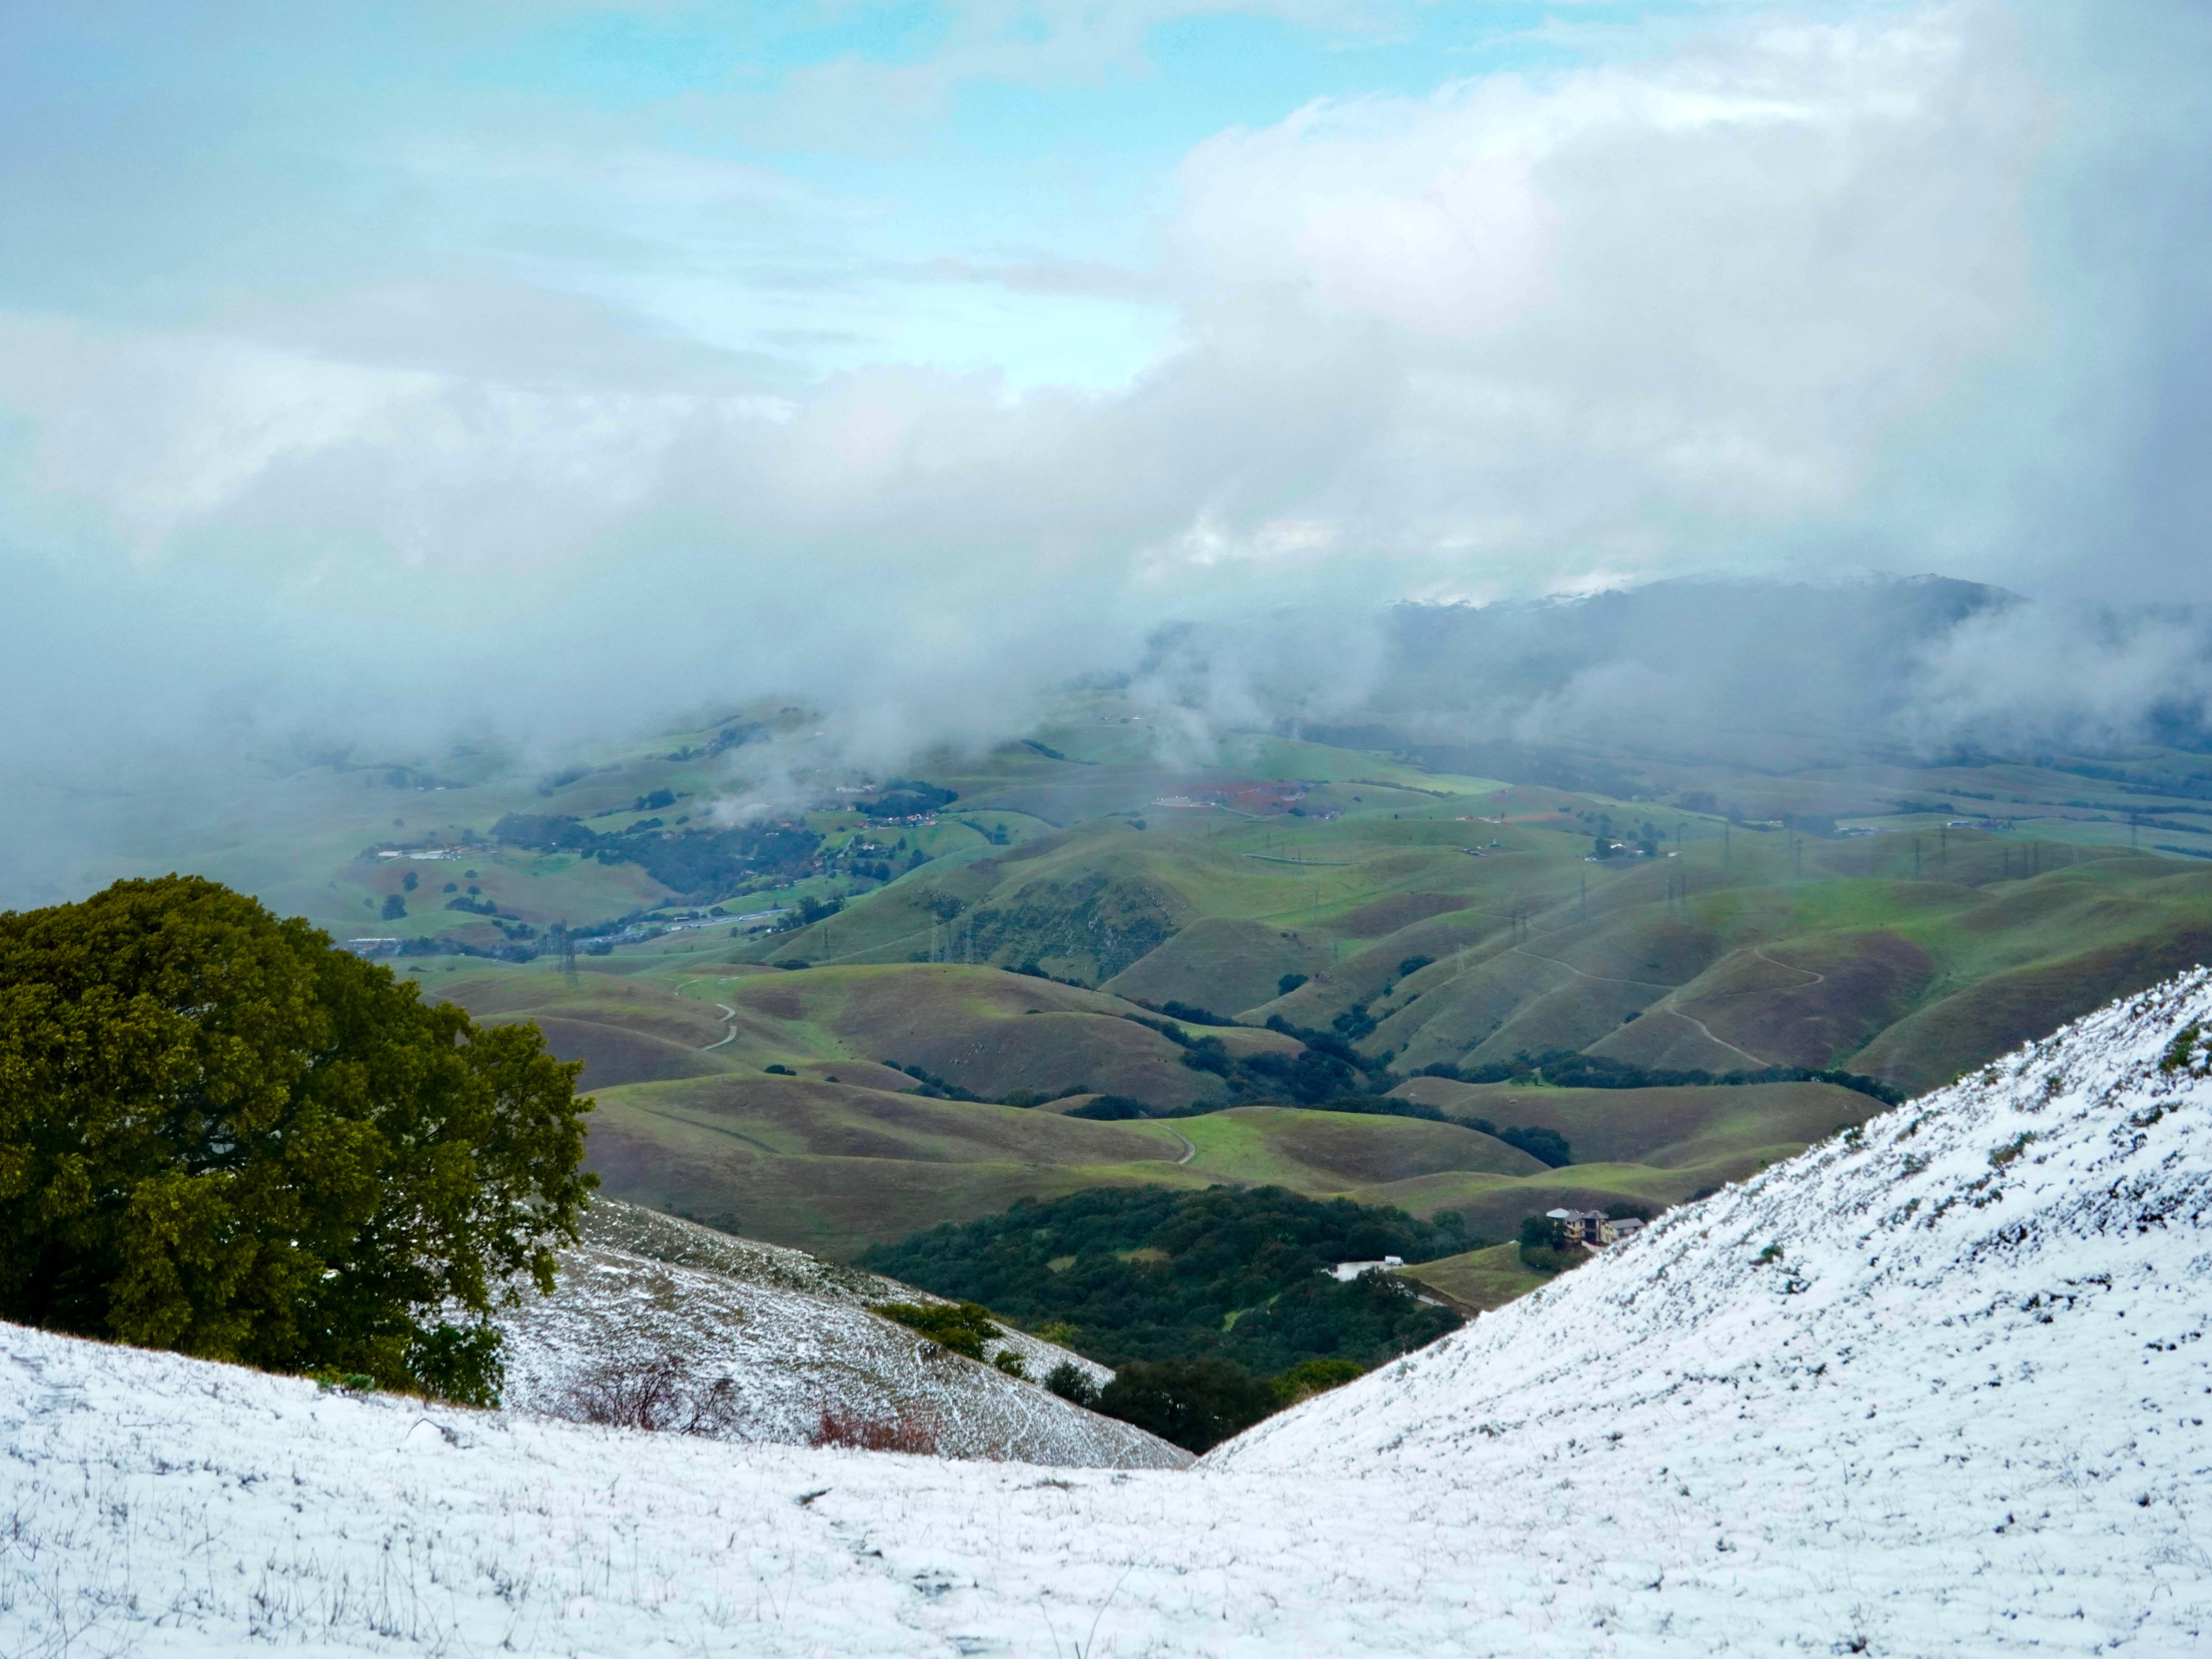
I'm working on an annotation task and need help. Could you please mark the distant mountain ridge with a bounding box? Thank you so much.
[1292,573,2032,774]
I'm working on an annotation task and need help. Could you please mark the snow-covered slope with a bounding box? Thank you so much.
[501,1203,1173,1467]
[4,975,2210,1656]
[569,1201,1119,1389]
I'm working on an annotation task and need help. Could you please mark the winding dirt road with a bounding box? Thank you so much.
[676,977,742,1051]
[1751,946,1825,988]
[1509,941,1771,1068]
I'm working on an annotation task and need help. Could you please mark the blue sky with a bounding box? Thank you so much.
[0,2,1728,388]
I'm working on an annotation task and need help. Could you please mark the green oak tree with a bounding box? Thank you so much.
[0,875,594,1403]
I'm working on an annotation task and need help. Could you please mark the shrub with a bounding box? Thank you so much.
[1276,973,1308,996]
[992,1350,1027,1379]
[1043,1360,1098,1407]
[1273,1357,1364,1406]
[2161,1024,2205,1075]
[0,876,595,1404]
[1065,1094,1150,1121]
[810,1408,938,1454]
[869,1300,1001,1360]
[554,1351,741,1435]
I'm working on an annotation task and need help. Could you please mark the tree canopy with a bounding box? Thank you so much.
[0,875,595,1402]
[860,1183,1465,1374]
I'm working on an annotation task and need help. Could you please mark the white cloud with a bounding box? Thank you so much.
[1171,3,2049,551]
[1,0,2207,899]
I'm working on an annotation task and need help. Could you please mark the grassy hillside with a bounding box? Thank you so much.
[48,690,2212,1300]
[1396,1242,1553,1313]
[417,950,1882,1259]
[359,716,2209,1282]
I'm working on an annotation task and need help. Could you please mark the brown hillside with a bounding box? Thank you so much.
[512,1016,733,1090]
[1594,930,1933,1071]
[1328,890,1475,938]
[1848,923,2212,1093]
[1102,917,1330,1014]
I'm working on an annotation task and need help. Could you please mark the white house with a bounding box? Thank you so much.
[1325,1255,1405,1281]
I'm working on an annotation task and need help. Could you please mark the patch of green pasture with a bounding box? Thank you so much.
[581,1090,1217,1256]
[1398,1242,1553,1313]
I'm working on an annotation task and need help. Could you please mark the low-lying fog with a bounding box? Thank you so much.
[3,0,2207,903]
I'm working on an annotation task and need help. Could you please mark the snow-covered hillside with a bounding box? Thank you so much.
[5,974,2211,1656]
[501,1202,1173,1467]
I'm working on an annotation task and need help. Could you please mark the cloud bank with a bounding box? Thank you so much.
[0,1,2207,895]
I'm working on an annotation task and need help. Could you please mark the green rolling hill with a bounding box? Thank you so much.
[35,680,2212,1283]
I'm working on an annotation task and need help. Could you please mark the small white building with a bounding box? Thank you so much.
[1325,1256,1405,1281]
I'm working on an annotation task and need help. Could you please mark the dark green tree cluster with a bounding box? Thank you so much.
[853,779,958,819]
[1415,1051,1902,1106]
[1067,1071,1577,1166]
[0,876,596,1403]
[1043,1351,1371,1453]
[1093,1357,1280,1452]
[662,719,766,763]
[491,812,821,899]
[861,1185,1465,1380]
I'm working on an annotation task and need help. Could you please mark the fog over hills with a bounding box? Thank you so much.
[1152,575,2212,771]
[7,969,2208,1653]
[10,570,2212,909]
[5,0,2211,903]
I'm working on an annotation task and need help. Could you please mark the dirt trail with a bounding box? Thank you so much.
[1510,940,1770,1067]
[1508,943,1673,990]
[1654,1007,1770,1068]
[624,1098,781,1157]
[677,977,742,1051]
[1752,946,1825,988]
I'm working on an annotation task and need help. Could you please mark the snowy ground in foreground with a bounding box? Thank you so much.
[5,974,2212,1656]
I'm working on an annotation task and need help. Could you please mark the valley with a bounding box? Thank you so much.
[57,680,2212,1313]
[276,705,2207,1290]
